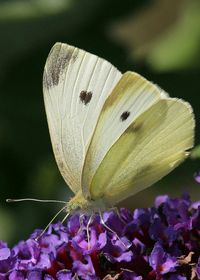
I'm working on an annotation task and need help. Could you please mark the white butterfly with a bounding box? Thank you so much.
[43,42,195,213]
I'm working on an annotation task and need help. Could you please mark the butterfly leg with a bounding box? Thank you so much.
[77,213,85,233]
[98,210,128,249]
[74,273,80,280]
[61,211,70,224]
[109,206,126,224]
[86,214,94,250]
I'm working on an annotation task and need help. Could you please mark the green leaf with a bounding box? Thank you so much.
[148,0,200,71]
[0,0,72,20]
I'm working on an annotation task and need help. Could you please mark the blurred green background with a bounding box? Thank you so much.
[0,0,200,245]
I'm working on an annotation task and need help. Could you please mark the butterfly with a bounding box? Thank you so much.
[43,42,195,213]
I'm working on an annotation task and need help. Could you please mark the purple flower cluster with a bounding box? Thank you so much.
[1,194,200,280]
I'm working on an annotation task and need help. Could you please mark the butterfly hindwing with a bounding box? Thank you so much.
[86,98,194,205]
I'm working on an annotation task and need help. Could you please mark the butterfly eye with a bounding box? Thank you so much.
[120,111,130,121]
[79,90,93,105]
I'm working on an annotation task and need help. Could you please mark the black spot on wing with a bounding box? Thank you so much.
[120,111,130,121]
[80,90,93,105]
[43,43,78,90]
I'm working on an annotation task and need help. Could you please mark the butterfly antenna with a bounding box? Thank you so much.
[35,204,67,242]
[99,210,128,249]
[6,198,66,204]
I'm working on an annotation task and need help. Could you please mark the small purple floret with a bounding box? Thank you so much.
[1,194,200,279]
[194,171,200,183]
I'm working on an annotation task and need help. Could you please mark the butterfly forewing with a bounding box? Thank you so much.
[82,72,167,198]
[43,43,121,193]
[88,98,194,205]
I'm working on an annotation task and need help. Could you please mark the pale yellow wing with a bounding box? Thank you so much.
[82,71,168,198]
[85,98,194,205]
[43,42,121,193]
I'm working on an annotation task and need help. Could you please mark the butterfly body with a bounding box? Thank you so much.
[43,42,195,213]
[66,190,108,214]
